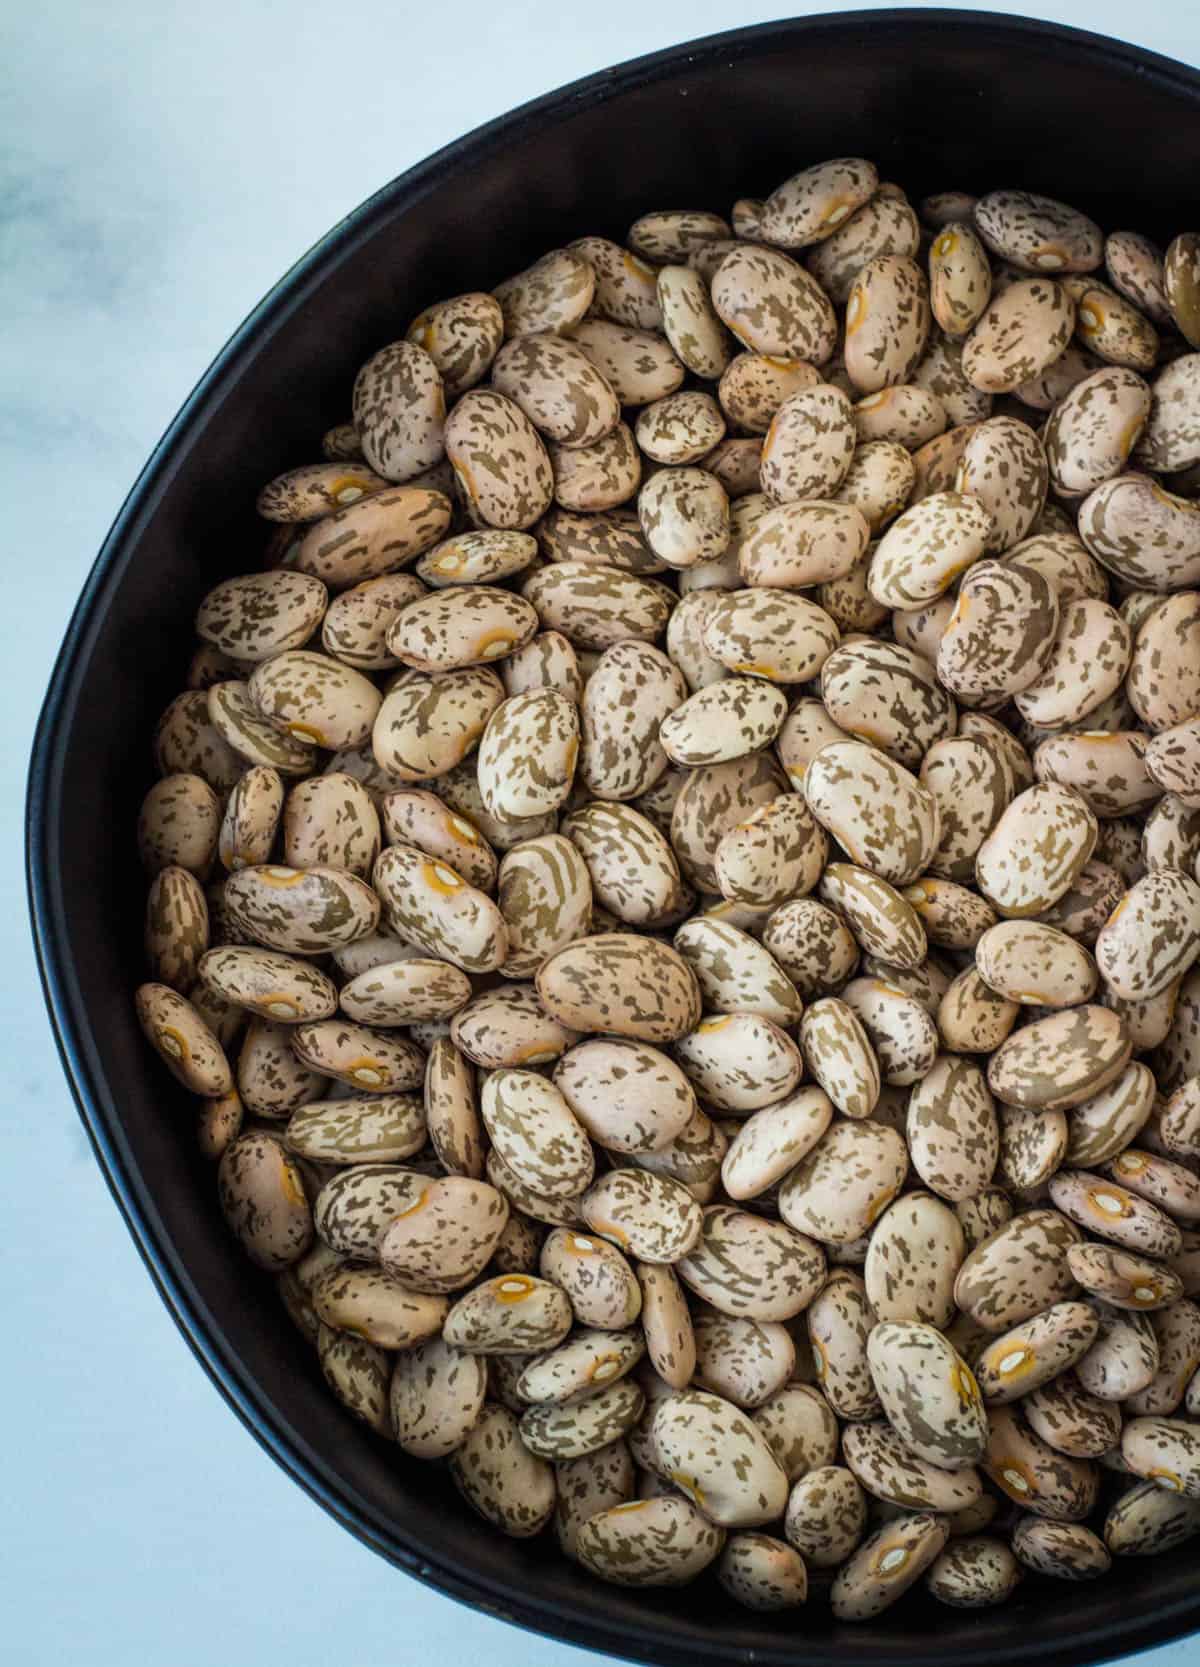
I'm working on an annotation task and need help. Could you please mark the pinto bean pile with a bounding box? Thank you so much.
[135,161,1200,1617]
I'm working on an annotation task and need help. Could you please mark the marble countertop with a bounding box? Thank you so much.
[7,1,1200,1661]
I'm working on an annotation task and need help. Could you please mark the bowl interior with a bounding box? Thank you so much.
[28,12,1200,1666]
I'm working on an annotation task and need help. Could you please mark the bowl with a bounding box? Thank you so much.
[27,10,1200,1664]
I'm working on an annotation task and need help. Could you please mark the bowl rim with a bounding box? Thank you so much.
[26,10,1200,1665]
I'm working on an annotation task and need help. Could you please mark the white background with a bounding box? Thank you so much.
[6,2,1200,1662]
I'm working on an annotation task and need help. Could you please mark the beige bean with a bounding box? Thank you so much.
[244,651,379,751]
[962,278,1074,393]
[444,390,554,529]
[976,920,1098,1007]
[655,263,732,379]
[1023,1369,1123,1457]
[988,1004,1130,1112]
[1013,1518,1110,1582]
[760,385,857,502]
[135,982,233,1096]
[291,1018,423,1093]
[316,1324,390,1432]
[1096,870,1200,1001]
[1061,276,1158,370]
[844,256,931,393]
[833,440,916,532]
[501,628,583,701]
[390,1335,488,1458]
[716,1532,808,1611]
[568,318,684,404]
[373,843,506,973]
[929,220,993,337]
[974,190,1102,274]
[352,340,445,482]
[285,1094,425,1165]
[490,333,619,449]
[927,1536,1022,1607]
[218,1130,312,1270]
[312,1164,425,1257]
[218,766,285,875]
[144,865,209,994]
[955,416,1048,552]
[808,189,921,303]
[138,773,220,877]
[853,384,946,451]
[1067,1242,1183,1312]
[974,1301,1100,1403]
[955,1208,1082,1332]
[975,783,1098,918]
[865,1192,965,1328]
[842,1419,981,1512]
[701,588,840,685]
[867,1321,987,1469]
[913,333,993,427]
[494,249,595,337]
[379,788,497,890]
[581,1168,702,1264]
[806,741,940,886]
[868,491,991,609]
[785,1464,867,1568]
[288,486,452,589]
[718,353,821,433]
[1082,475,1200,597]
[677,1205,825,1323]
[536,933,701,1043]
[443,1274,573,1355]
[831,1512,950,1621]
[709,793,824,910]
[820,639,954,770]
[905,1054,998,1200]
[450,1402,557,1537]
[522,561,672,651]
[760,158,878,248]
[1050,1168,1181,1260]
[541,1229,641,1331]
[449,984,578,1071]
[637,1263,696,1390]
[818,863,928,970]
[257,462,387,522]
[196,569,327,664]
[841,977,939,1086]
[638,466,730,569]
[575,1495,724,1586]
[712,245,837,362]
[198,945,336,1024]
[1063,1060,1155,1168]
[563,802,683,928]
[415,531,537,593]
[780,1119,906,1245]
[1122,1417,1200,1497]
[312,1262,447,1347]
[480,1069,594,1202]
[982,1404,1099,1520]
[671,917,801,1029]
[549,423,642,513]
[1104,1477,1200,1555]
[371,668,503,783]
[406,290,503,397]
[386,586,538,676]
[652,1388,788,1527]
[476,688,579,820]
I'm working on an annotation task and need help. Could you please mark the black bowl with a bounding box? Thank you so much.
[27,10,1200,1664]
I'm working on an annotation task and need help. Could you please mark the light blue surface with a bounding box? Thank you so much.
[7,2,1200,1662]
